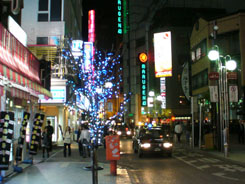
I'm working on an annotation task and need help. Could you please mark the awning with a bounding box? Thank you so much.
[0,64,52,99]
[11,88,30,100]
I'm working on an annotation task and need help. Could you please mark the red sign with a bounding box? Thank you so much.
[208,72,219,80]
[227,72,237,80]
[105,135,120,160]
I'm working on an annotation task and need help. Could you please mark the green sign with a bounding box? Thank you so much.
[128,113,134,117]
[141,63,147,106]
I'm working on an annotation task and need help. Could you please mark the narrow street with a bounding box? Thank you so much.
[119,139,245,184]
[4,139,245,184]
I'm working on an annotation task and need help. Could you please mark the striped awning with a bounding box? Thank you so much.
[11,88,30,100]
[0,64,52,99]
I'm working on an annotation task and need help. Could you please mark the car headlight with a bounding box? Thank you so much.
[126,131,131,135]
[163,142,173,148]
[117,131,122,135]
[141,143,151,148]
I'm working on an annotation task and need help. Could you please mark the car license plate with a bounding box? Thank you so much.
[154,148,161,151]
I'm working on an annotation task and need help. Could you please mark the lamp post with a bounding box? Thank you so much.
[208,45,237,157]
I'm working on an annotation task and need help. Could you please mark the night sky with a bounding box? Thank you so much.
[82,0,117,52]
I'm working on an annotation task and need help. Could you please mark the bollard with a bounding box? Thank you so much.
[110,160,117,176]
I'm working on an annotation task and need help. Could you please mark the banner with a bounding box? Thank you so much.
[15,112,30,161]
[229,85,238,102]
[209,86,218,102]
[0,111,14,170]
[29,113,45,155]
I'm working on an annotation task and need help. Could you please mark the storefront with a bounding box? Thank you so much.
[0,23,52,177]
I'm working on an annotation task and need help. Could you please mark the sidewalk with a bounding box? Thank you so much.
[174,134,245,166]
[3,142,131,184]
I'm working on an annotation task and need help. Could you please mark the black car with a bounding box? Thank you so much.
[132,127,173,158]
[114,125,133,138]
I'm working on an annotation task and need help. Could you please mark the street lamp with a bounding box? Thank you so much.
[208,45,237,157]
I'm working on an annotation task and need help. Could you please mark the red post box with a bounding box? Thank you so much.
[105,135,120,175]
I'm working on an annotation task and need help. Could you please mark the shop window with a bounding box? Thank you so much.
[37,37,48,45]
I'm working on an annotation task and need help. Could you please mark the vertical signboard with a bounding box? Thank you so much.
[88,10,95,43]
[29,113,45,155]
[154,32,172,78]
[160,78,166,109]
[15,112,30,161]
[139,53,147,106]
[117,0,122,34]
[229,85,238,102]
[83,42,93,73]
[0,111,14,170]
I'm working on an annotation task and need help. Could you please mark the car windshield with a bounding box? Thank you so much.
[144,129,165,139]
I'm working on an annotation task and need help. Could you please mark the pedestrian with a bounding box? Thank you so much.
[79,124,90,158]
[45,120,54,152]
[174,122,183,143]
[41,127,50,158]
[185,121,191,144]
[238,120,245,144]
[77,125,83,156]
[63,126,72,157]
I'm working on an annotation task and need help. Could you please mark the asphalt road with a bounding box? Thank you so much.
[119,138,245,184]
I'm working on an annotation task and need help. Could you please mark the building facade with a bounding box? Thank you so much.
[190,11,245,149]
[21,0,84,143]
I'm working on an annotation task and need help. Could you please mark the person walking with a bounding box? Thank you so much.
[79,124,90,158]
[238,120,245,144]
[77,125,83,156]
[63,126,72,157]
[45,120,54,152]
[175,122,183,143]
[41,127,50,158]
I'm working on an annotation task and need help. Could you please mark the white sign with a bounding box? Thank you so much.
[229,85,238,102]
[209,86,218,102]
[40,86,66,103]
[72,40,83,57]
[147,97,154,107]
[8,16,27,46]
[154,31,172,77]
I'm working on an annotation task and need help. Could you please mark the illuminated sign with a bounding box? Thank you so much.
[83,42,93,72]
[88,10,95,42]
[154,32,172,77]
[40,86,66,103]
[139,53,147,63]
[140,54,147,106]
[160,77,166,109]
[72,40,83,57]
[117,0,122,34]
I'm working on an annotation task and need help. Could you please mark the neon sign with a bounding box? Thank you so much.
[88,10,95,42]
[83,42,93,73]
[117,0,122,34]
[140,53,147,106]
